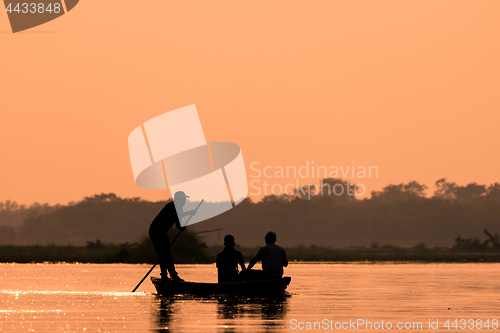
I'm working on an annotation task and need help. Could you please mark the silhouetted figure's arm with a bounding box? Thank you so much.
[248,247,264,269]
[175,208,197,229]
[179,210,196,218]
[175,218,186,231]
[216,253,221,269]
[238,252,246,271]
[247,257,258,270]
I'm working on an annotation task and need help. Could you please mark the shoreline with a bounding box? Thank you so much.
[1,244,499,264]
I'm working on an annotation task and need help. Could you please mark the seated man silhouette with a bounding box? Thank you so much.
[245,231,288,280]
[149,191,195,282]
[216,235,246,283]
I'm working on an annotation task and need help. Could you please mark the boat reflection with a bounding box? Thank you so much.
[217,296,289,332]
[153,294,289,332]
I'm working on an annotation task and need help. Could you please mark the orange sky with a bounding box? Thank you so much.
[1,0,499,205]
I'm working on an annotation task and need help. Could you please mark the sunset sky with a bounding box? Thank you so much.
[1,0,499,205]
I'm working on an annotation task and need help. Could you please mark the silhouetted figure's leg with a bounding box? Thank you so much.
[161,242,178,278]
[150,234,177,279]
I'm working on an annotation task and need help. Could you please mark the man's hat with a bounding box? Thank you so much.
[174,191,189,199]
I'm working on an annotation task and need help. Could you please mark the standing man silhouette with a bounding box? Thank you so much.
[149,191,195,282]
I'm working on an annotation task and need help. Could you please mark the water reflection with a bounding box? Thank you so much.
[152,295,289,332]
[154,297,177,332]
[216,296,289,332]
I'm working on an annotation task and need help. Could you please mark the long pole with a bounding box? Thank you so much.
[131,231,183,292]
[132,199,204,292]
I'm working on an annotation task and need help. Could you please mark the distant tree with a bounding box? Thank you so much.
[79,193,121,205]
[433,178,457,201]
[0,200,25,211]
[404,181,428,197]
[455,183,487,202]
[260,194,293,204]
[293,183,320,200]
[0,200,59,228]
[434,180,488,202]
[318,178,358,204]
[485,183,500,202]
[371,181,427,203]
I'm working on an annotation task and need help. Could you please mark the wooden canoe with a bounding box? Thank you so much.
[151,276,291,296]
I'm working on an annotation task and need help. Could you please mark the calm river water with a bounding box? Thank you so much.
[0,263,498,332]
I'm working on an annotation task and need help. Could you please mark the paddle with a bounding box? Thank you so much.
[132,199,204,292]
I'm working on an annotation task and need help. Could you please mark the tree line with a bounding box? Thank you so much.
[0,179,499,247]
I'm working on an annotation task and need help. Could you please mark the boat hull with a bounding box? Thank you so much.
[151,276,291,296]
